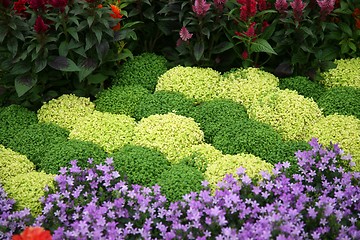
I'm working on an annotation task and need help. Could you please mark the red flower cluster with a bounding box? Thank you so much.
[13,0,27,15]
[48,0,68,11]
[353,8,360,29]
[28,0,47,10]
[34,15,48,33]
[238,0,257,22]
[12,227,52,240]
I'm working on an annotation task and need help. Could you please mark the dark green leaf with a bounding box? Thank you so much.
[193,41,204,62]
[34,59,47,73]
[212,42,234,54]
[92,26,103,44]
[96,40,109,61]
[87,16,95,27]
[338,22,352,37]
[15,75,37,97]
[67,27,79,42]
[7,38,18,57]
[87,73,108,84]
[85,33,97,51]
[143,6,155,21]
[78,58,98,81]
[201,27,210,39]
[250,39,277,55]
[48,56,80,72]
[0,26,8,43]
[59,41,69,56]
[10,61,31,75]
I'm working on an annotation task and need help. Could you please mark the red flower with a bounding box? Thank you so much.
[275,0,288,14]
[214,0,227,11]
[257,0,269,11]
[48,0,68,11]
[13,0,27,15]
[192,0,211,17]
[244,22,256,37]
[0,0,11,8]
[110,4,122,19]
[242,50,249,60]
[34,15,48,33]
[356,19,360,29]
[239,0,257,22]
[12,227,52,240]
[352,8,360,17]
[261,20,269,32]
[28,0,47,10]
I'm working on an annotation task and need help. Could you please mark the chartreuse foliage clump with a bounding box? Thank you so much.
[187,99,248,142]
[134,90,196,120]
[113,52,168,92]
[156,163,204,202]
[2,171,55,216]
[37,94,95,131]
[132,113,204,163]
[316,87,360,119]
[321,57,360,89]
[39,139,107,174]
[110,145,170,187]
[69,111,136,153]
[0,145,35,184]
[94,85,149,116]
[218,67,279,109]
[249,89,324,140]
[156,66,221,102]
[0,105,38,145]
[305,114,360,171]
[279,76,326,101]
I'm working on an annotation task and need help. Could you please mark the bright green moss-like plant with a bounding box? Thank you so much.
[248,89,324,141]
[113,52,168,92]
[39,139,107,174]
[279,76,326,101]
[110,145,170,187]
[37,94,95,131]
[2,171,55,216]
[0,145,35,184]
[305,114,360,171]
[94,85,149,116]
[320,58,360,89]
[155,66,221,102]
[217,67,279,109]
[134,90,196,121]
[156,163,204,202]
[69,111,136,153]
[132,113,204,163]
[316,87,360,119]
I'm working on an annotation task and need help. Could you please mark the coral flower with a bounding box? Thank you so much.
[110,4,122,19]
[12,227,52,240]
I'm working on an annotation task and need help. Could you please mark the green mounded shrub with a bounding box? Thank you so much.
[248,89,324,141]
[37,94,95,131]
[155,66,221,102]
[316,87,360,119]
[39,139,107,174]
[305,114,360,171]
[110,145,170,187]
[279,76,326,101]
[187,99,249,142]
[0,145,35,184]
[69,111,136,153]
[156,163,204,202]
[134,90,196,121]
[217,67,279,109]
[94,85,149,116]
[113,52,168,92]
[5,123,69,167]
[205,153,273,190]
[132,113,205,163]
[320,58,360,89]
[0,105,38,146]
[2,171,55,216]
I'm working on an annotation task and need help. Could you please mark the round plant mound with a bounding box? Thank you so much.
[113,52,168,92]
[69,111,136,153]
[316,87,360,119]
[2,171,55,216]
[0,145,35,184]
[132,113,204,163]
[110,145,170,187]
[156,163,204,202]
[218,67,279,109]
[155,66,221,102]
[305,114,360,171]
[205,153,273,190]
[321,57,360,89]
[134,90,196,120]
[248,89,324,141]
[94,85,149,116]
[279,76,326,101]
[39,139,107,174]
[187,99,249,142]
[37,94,95,131]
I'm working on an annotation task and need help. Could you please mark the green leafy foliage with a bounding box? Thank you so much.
[110,145,170,187]
[279,76,326,101]
[277,140,311,175]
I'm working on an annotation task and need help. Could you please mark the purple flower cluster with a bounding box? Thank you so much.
[0,184,32,239]
[36,138,360,239]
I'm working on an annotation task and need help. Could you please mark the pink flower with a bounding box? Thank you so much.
[34,15,48,33]
[242,50,249,60]
[239,0,257,22]
[257,0,269,11]
[48,0,68,11]
[179,26,193,41]
[275,0,288,14]
[214,0,227,11]
[244,22,256,37]
[316,0,336,19]
[290,0,306,22]
[192,0,211,17]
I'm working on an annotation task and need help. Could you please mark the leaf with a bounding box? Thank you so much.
[10,61,31,75]
[78,58,98,82]
[15,75,37,97]
[48,56,80,72]
[338,22,352,37]
[96,40,109,61]
[87,16,95,28]
[87,73,108,84]
[92,26,103,44]
[59,41,69,56]
[212,42,234,54]
[0,26,8,43]
[143,6,155,21]
[7,38,18,57]
[34,59,47,73]
[315,47,338,61]
[85,33,97,51]
[201,27,210,39]
[193,41,204,62]
[250,39,277,55]
[67,27,79,42]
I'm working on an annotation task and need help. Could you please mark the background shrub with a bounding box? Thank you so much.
[248,89,324,140]
[94,85,149,116]
[37,94,95,131]
[113,53,168,92]
[134,90,196,120]
[316,87,360,119]
[110,145,170,187]
[279,76,326,101]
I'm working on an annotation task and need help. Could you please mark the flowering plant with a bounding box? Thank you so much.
[12,226,52,240]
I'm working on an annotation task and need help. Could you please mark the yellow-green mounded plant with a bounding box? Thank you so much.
[248,89,324,141]
[217,67,279,109]
[305,114,360,171]
[132,113,204,163]
[37,94,95,131]
[155,66,221,102]
[69,110,136,153]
